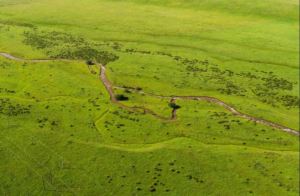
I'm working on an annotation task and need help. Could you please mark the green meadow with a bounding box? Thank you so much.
[0,0,299,195]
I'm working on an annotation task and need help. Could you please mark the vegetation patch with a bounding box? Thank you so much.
[23,30,119,64]
[0,98,31,116]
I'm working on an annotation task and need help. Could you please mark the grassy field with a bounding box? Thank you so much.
[0,0,299,195]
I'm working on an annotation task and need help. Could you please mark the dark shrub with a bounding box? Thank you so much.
[86,60,95,65]
[115,94,129,101]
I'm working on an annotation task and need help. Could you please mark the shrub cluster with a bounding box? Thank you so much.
[23,30,119,64]
[0,98,31,116]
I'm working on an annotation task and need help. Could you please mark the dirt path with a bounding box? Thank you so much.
[1,52,299,136]
[99,65,171,121]
[0,52,71,62]
[100,65,299,136]
[172,96,299,135]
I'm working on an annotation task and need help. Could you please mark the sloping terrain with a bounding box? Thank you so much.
[0,0,299,195]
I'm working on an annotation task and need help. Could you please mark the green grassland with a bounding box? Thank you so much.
[0,0,299,195]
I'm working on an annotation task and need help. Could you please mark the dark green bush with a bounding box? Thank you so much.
[115,94,129,101]
[86,60,95,65]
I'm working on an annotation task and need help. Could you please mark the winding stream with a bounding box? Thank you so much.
[0,52,298,136]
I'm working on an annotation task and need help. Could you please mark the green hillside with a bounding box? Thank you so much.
[0,0,299,195]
